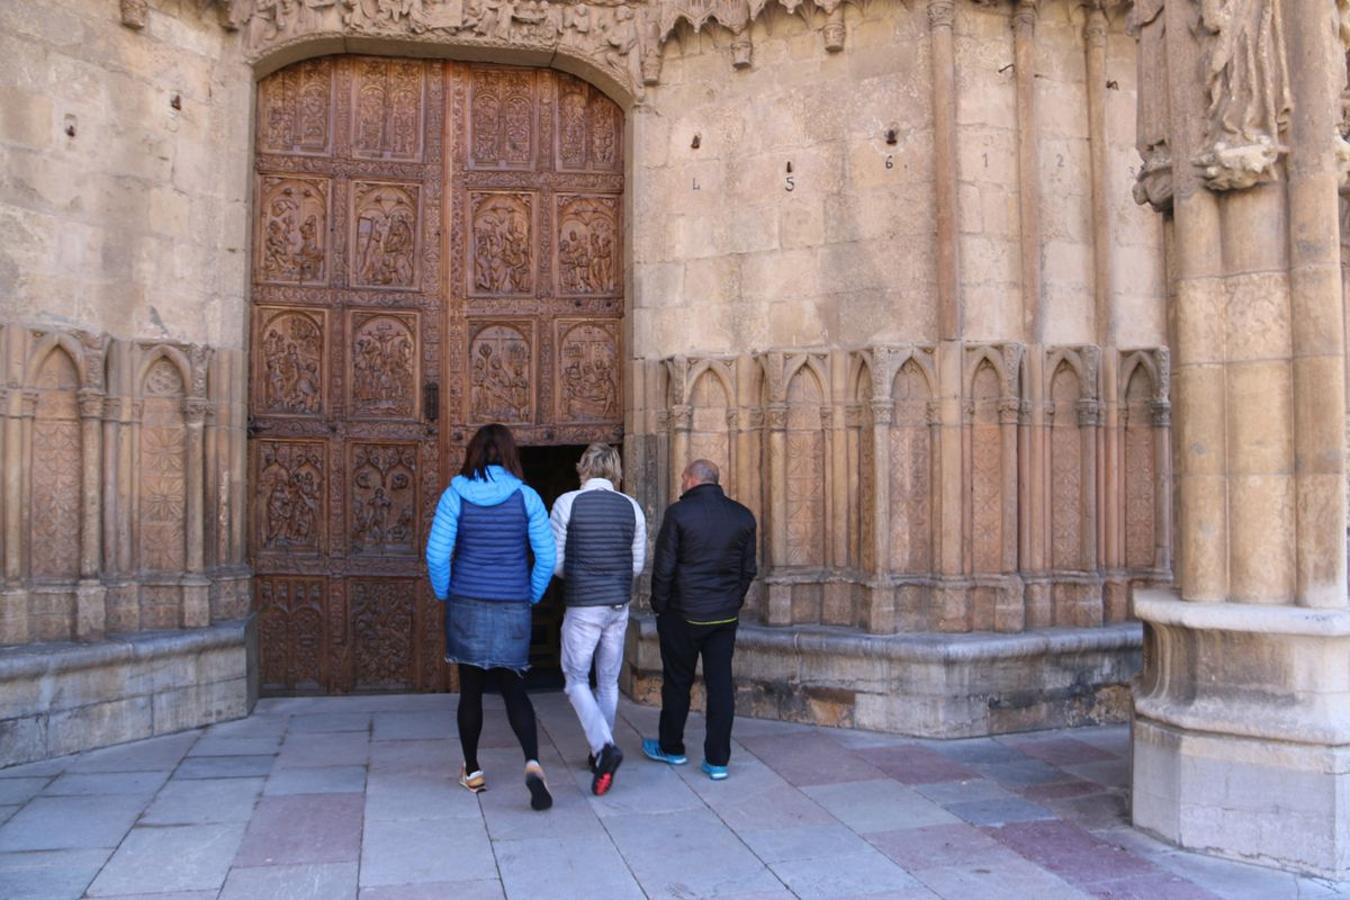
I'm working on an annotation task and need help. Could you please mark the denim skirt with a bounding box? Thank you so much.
[444,595,532,673]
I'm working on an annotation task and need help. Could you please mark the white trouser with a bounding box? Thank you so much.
[561,604,630,756]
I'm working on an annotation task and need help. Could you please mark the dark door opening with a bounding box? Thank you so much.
[520,445,588,690]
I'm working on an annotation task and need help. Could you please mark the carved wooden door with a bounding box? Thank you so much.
[251,57,447,694]
[250,58,624,694]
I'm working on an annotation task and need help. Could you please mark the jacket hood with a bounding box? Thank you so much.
[451,465,524,506]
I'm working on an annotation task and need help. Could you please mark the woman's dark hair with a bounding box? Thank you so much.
[460,423,524,481]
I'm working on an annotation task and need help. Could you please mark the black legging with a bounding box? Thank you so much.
[457,664,539,773]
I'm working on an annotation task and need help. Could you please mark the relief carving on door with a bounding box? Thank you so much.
[252,58,624,694]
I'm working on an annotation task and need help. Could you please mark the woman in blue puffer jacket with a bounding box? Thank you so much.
[425,423,556,811]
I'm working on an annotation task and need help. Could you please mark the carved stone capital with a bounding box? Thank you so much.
[1150,400,1171,428]
[1076,399,1103,428]
[670,404,692,431]
[844,403,865,428]
[726,409,740,430]
[120,0,148,30]
[748,408,766,429]
[641,49,663,86]
[869,401,893,427]
[823,9,845,52]
[186,398,211,426]
[19,390,39,418]
[998,396,1024,425]
[927,0,955,30]
[765,404,788,430]
[77,389,105,420]
[927,399,942,427]
[1195,138,1286,192]
[731,36,753,69]
[1083,5,1106,45]
[1013,0,1038,29]
[102,397,125,421]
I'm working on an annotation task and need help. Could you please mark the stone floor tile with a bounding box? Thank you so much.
[233,793,364,866]
[974,758,1077,788]
[494,836,644,899]
[911,857,1091,900]
[737,822,874,864]
[0,848,111,900]
[68,733,199,773]
[368,739,456,773]
[771,847,927,899]
[176,754,276,779]
[0,795,143,850]
[1063,759,1132,790]
[365,771,481,821]
[729,717,817,739]
[672,750,790,801]
[1020,778,1104,802]
[0,758,68,778]
[740,732,887,787]
[0,805,17,825]
[219,861,359,900]
[867,822,1018,871]
[142,776,265,825]
[188,735,283,757]
[0,777,49,804]
[372,712,454,741]
[572,753,706,818]
[803,779,960,834]
[276,731,371,768]
[1048,790,1131,829]
[943,796,1057,827]
[264,764,367,795]
[913,778,1017,806]
[714,783,839,830]
[288,712,372,733]
[478,774,608,842]
[602,808,783,893]
[1014,737,1119,767]
[360,880,505,900]
[1084,873,1221,899]
[824,729,919,750]
[858,746,980,785]
[360,816,497,886]
[85,823,247,896]
[990,820,1157,885]
[204,715,289,740]
[1069,725,1130,755]
[925,738,1027,766]
[42,769,169,800]
[85,892,218,899]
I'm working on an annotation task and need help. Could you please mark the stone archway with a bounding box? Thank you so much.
[248,56,625,694]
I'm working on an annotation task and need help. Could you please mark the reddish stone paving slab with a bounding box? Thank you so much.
[233,794,364,867]
[988,820,1160,886]
[738,732,888,786]
[857,745,981,785]
[1013,737,1119,766]
[1087,873,1224,899]
[867,822,1010,871]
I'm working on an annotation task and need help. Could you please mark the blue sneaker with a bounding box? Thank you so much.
[641,738,687,766]
[701,760,729,781]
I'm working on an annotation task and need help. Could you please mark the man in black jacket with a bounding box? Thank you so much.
[641,459,757,780]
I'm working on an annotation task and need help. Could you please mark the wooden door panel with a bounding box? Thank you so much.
[252,59,623,693]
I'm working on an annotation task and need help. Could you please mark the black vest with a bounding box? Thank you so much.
[563,490,637,607]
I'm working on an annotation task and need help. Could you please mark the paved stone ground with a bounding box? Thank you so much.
[0,692,1345,899]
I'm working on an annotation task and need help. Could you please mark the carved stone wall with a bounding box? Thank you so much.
[639,343,1171,636]
[0,326,249,647]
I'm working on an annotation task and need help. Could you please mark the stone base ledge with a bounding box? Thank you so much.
[0,619,257,768]
[622,614,1141,738]
[1134,589,1350,745]
[1133,716,1350,879]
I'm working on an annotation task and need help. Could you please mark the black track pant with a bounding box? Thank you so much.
[457,664,538,772]
[657,615,738,767]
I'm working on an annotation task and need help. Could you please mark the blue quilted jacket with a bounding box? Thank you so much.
[425,465,555,603]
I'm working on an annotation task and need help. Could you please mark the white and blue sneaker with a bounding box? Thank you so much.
[641,738,688,765]
[701,760,729,781]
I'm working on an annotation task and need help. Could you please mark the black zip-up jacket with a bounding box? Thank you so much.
[649,483,757,621]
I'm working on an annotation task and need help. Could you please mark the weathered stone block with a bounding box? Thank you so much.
[153,677,248,735]
[48,696,153,757]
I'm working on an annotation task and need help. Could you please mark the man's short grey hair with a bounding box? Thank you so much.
[577,443,622,484]
[684,459,720,486]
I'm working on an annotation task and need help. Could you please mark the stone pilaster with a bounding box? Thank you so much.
[1129,0,1350,877]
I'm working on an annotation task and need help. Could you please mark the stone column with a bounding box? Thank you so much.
[1130,1,1350,877]
[668,403,690,503]
[865,399,893,633]
[928,0,961,341]
[764,400,791,625]
[182,397,210,628]
[75,389,106,641]
[0,382,27,645]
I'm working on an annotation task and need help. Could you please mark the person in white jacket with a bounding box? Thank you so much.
[549,443,646,796]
